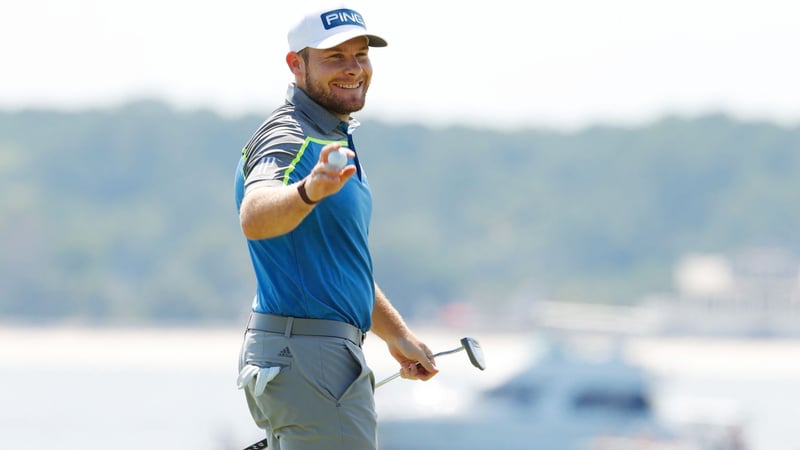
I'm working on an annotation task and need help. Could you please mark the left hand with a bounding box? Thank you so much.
[387,335,439,381]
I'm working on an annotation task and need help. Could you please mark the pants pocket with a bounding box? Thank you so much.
[297,336,362,401]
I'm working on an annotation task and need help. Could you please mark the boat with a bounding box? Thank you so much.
[378,336,745,450]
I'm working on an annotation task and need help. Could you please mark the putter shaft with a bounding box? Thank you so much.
[375,346,465,388]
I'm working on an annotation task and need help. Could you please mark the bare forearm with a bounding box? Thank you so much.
[371,283,439,379]
[239,183,314,240]
[240,145,358,240]
[370,283,411,343]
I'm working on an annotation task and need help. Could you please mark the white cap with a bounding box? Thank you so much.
[288,7,387,53]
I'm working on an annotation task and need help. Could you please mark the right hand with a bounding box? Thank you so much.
[302,143,357,202]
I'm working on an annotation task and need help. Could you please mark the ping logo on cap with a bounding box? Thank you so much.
[320,9,366,30]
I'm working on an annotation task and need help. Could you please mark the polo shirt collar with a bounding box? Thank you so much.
[286,83,359,134]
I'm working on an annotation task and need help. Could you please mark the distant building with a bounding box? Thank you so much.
[644,247,800,337]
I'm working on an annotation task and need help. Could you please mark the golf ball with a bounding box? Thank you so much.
[328,148,348,170]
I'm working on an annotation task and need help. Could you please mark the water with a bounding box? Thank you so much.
[0,326,261,450]
[1,326,799,450]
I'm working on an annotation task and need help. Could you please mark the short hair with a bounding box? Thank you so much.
[297,48,310,64]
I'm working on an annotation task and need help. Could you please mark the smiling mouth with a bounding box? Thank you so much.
[334,82,362,89]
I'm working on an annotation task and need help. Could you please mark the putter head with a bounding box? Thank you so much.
[460,337,486,370]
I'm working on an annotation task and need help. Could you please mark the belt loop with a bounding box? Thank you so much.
[284,317,294,338]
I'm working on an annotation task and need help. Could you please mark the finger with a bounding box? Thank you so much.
[315,165,357,182]
[338,165,358,177]
[399,362,417,379]
[416,349,438,374]
[400,359,438,381]
[413,362,438,381]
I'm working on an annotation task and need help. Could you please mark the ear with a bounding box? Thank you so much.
[286,52,304,76]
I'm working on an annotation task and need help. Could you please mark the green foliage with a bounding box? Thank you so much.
[1,103,799,323]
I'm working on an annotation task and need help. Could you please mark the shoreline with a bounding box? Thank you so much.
[4,324,800,376]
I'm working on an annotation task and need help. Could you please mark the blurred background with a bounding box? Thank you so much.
[2,0,800,449]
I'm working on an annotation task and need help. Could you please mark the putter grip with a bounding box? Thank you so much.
[243,438,268,449]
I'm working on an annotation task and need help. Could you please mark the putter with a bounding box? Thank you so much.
[242,337,485,449]
[375,336,486,388]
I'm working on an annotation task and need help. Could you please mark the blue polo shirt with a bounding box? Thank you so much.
[234,85,374,332]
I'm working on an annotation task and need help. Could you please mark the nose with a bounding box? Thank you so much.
[344,55,364,75]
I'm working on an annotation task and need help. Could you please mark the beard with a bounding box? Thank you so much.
[303,72,368,116]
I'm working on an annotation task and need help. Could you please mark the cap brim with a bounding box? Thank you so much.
[312,29,387,50]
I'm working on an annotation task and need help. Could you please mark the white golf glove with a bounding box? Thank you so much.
[237,364,281,396]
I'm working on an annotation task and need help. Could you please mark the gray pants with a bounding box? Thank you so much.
[239,329,377,450]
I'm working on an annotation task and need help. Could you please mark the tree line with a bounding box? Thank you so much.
[1,101,799,324]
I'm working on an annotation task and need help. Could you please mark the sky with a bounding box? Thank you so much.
[3,0,800,130]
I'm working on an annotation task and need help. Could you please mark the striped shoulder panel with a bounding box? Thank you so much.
[242,104,305,177]
[281,136,348,185]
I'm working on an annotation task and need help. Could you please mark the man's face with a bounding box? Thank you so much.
[296,37,373,119]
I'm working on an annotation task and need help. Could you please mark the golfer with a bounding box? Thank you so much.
[233,6,439,449]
